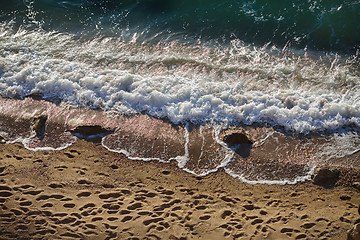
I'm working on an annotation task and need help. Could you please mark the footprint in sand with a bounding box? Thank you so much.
[0,166,7,176]
[64,152,75,159]
[77,179,92,185]
[77,191,91,197]
[63,203,76,208]
[23,189,43,195]
[48,183,63,189]
[102,203,121,210]
[221,196,237,204]
[54,165,68,171]
[79,203,96,211]
[99,192,122,199]
[121,216,133,222]
[243,204,260,211]
[128,202,143,210]
[221,210,233,219]
[102,184,115,189]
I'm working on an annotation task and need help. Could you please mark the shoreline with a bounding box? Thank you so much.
[1,97,360,185]
[0,97,359,239]
[0,139,359,239]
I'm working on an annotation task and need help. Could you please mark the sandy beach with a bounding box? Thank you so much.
[2,1,360,238]
[0,138,359,240]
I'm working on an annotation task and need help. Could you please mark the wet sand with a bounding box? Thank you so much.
[0,139,359,240]
[3,97,360,185]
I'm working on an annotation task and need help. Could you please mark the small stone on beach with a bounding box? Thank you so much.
[220,129,253,146]
[32,115,47,139]
[347,223,360,240]
[312,168,340,188]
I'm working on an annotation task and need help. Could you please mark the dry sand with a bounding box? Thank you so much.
[0,139,359,240]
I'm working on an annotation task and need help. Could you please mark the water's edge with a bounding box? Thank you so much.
[1,97,359,185]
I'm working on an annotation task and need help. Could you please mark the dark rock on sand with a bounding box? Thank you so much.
[313,168,340,188]
[32,115,47,139]
[70,125,114,143]
[25,92,45,101]
[220,129,253,146]
[347,223,360,240]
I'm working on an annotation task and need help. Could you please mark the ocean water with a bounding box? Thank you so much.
[1,0,360,183]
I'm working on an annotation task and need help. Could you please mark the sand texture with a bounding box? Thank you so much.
[0,140,359,240]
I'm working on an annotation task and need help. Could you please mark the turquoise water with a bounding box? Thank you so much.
[2,0,360,52]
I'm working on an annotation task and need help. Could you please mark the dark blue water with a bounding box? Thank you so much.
[2,0,360,52]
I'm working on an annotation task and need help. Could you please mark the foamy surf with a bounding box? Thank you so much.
[1,23,360,134]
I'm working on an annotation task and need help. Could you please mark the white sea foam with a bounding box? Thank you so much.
[101,132,188,165]
[315,131,360,161]
[5,135,75,151]
[1,23,360,135]
[224,166,316,185]
[20,131,76,151]
[22,139,76,152]
[100,123,190,166]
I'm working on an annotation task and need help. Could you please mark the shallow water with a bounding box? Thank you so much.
[1,98,359,184]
